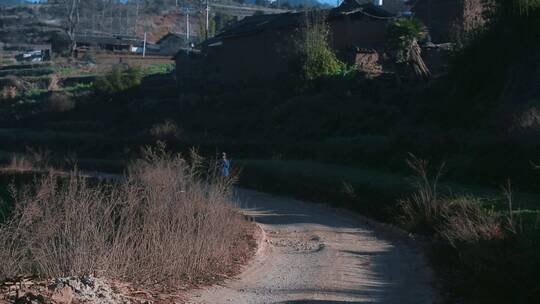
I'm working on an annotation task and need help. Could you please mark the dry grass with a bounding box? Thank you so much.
[398,154,504,245]
[439,197,503,246]
[4,149,52,172]
[0,145,250,287]
[398,155,447,234]
[463,0,491,33]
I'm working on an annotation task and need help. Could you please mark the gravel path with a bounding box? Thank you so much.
[187,189,438,304]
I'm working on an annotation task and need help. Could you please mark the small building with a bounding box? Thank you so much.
[177,0,394,84]
[359,0,485,43]
[15,49,51,62]
[156,32,198,56]
[174,48,205,87]
[50,33,145,56]
[410,0,485,43]
[357,0,412,15]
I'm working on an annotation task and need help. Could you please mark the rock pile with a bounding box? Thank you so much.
[0,276,147,304]
[49,276,129,304]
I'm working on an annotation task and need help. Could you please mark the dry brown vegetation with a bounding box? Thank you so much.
[397,154,540,302]
[0,86,17,100]
[0,145,252,288]
[398,154,505,245]
[4,149,52,172]
[439,197,503,246]
[150,120,180,143]
[463,0,491,33]
[44,92,76,113]
[398,155,448,235]
[4,156,35,172]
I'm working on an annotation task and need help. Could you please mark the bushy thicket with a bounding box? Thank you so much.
[298,11,348,81]
[428,0,540,128]
[95,64,144,95]
[0,146,250,286]
[398,155,540,303]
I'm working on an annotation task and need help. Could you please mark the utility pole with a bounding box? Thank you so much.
[205,0,210,39]
[143,31,147,57]
[119,8,122,35]
[186,11,190,41]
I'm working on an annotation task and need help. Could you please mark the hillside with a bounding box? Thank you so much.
[0,1,292,47]
[245,0,331,8]
[0,4,60,46]
[0,0,33,5]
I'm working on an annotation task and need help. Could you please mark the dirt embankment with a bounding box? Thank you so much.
[0,166,259,304]
[0,223,258,304]
[0,5,202,47]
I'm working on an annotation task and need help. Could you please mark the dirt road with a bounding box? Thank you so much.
[187,190,437,304]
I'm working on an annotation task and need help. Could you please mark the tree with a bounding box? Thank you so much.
[298,11,345,81]
[56,0,81,56]
[214,13,236,35]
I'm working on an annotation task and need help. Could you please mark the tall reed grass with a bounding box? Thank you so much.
[398,154,504,243]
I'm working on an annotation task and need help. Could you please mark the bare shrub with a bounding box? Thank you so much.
[149,120,180,143]
[0,227,23,279]
[0,86,17,100]
[463,0,490,33]
[0,146,248,287]
[5,155,34,171]
[513,104,540,131]
[27,148,52,169]
[47,74,60,92]
[95,64,143,94]
[452,0,494,47]
[44,92,75,113]
[2,76,32,93]
[4,149,52,172]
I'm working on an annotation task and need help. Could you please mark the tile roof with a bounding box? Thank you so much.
[202,0,395,47]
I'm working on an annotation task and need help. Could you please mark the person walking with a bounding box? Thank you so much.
[222,152,231,177]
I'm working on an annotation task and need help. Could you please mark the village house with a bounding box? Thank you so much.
[410,0,487,43]
[355,0,485,43]
[175,0,395,85]
[174,0,470,85]
[50,33,147,56]
[358,0,412,15]
[156,32,198,56]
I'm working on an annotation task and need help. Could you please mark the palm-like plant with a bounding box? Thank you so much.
[387,17,430,78]
[387,18,427,63]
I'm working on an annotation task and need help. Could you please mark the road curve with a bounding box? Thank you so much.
[187,189,438,304]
